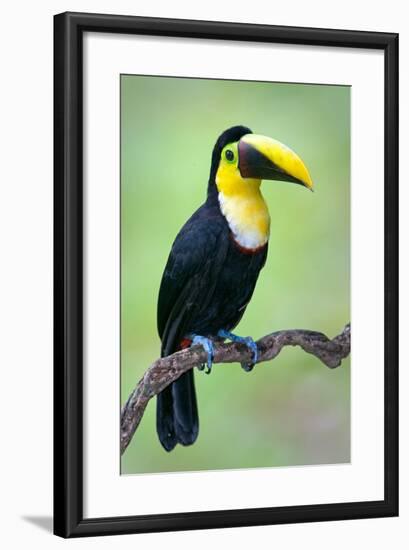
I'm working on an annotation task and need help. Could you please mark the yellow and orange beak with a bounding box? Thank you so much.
[238,134,313,190]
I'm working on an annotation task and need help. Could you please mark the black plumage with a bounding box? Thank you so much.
[156,126,268,452]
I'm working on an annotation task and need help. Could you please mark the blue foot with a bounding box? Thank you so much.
[217,329,258,372]
[190,334,215,374]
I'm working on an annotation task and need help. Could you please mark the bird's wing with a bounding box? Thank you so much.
[157,208,228,356]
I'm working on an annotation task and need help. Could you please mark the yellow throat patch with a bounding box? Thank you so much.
[216,145,270,250]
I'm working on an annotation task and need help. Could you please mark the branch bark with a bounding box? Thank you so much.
[121,323,351,454]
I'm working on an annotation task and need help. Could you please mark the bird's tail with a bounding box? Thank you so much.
[156,369,199,452]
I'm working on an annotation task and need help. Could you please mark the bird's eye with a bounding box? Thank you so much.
[225,149,235,162]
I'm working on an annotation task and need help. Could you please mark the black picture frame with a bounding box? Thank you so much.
[54,11,399,538]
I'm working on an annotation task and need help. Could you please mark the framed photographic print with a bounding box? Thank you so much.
[54,12,398,537]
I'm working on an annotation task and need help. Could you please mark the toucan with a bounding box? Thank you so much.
[156,126,313,451]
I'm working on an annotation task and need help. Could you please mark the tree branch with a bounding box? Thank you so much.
[121,323,351,454]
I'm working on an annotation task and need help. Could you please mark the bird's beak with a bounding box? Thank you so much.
[238,134,313,190]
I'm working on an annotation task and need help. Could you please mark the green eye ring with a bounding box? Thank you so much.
[225,149,235,162]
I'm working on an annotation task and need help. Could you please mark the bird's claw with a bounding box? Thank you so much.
[217,329,258,372]
[191,335,215,374]
[241,362,255,372]
[243,336,258,364]
[240,337,258,372]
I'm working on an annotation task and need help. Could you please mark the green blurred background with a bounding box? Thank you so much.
[120,75,350,475]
